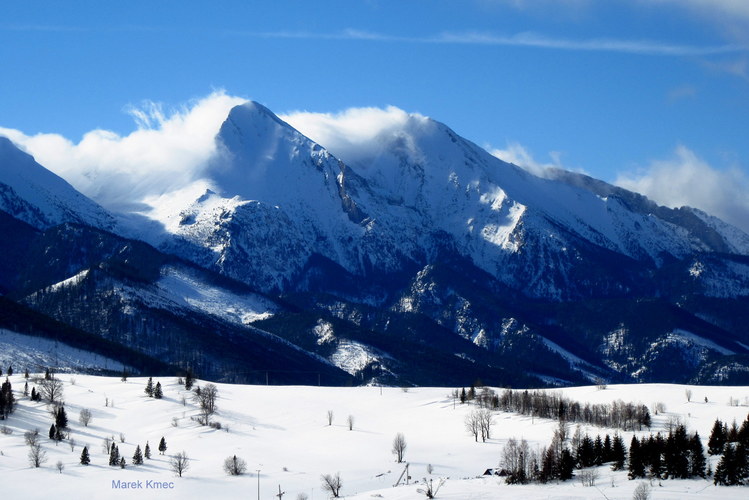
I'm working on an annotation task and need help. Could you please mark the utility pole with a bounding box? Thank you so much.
[276,485,286,499]
[257,470,261,500]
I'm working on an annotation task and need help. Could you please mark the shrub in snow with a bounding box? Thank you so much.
[223,455,248,475]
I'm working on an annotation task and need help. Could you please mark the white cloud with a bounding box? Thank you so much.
[280,106,426,166]
[488,142,563,177]
[0,91,246,212]
[615,146,749,233]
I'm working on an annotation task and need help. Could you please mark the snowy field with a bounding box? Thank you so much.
[1,374,748,500]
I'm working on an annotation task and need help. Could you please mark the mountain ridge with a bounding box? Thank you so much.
[1,102,749,386]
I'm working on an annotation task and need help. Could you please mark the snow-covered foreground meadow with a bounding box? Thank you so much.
[1,374,748,500]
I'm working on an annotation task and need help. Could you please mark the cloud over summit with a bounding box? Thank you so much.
[0,91,245,212]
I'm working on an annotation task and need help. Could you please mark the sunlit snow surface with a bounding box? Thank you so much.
[0,329,126,373]
[1,376,747,499]
[155,266,275,324]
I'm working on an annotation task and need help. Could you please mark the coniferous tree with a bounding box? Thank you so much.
[559,448,575,481]
[603,434,613,463]
[109,443,120,466]
[154,382,163,399]
[628,436,646,479]
[593,435,604,466]
[1,377,14,416]
[145,377,154,397]
[708,419,727,455]
[80,446,90,465]
[133,445,143,465]
[689,432,706,478]
[539,446,558,483]
[7,365,12,376]
[158,436,167,455]
[611,434,626,471]
[184,369,194,390]
[728,420,740,443]
[738,416,749,447]
[55,405,68,429]
[714,443,737,485]
[145,441,151,459]
[49,424,56,440]
[665,425,690,479]
[120,457,126,469]
[576,434,595,468]
[24,381,29,397]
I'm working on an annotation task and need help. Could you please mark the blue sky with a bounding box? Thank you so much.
[2,1,749,229]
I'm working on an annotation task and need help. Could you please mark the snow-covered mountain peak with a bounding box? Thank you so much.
[0,135,115,230]
[206,102,335,203]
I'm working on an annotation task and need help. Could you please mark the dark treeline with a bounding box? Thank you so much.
[460,386,651,431]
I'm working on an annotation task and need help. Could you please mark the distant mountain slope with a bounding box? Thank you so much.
[0,136,115,230]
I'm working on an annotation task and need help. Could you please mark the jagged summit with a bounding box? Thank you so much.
[207,102,334,203]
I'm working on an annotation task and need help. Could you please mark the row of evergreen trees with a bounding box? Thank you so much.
[628,425,706,480]
[83,437,168,467]
[708,414,749,485]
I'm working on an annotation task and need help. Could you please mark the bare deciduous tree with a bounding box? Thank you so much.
[193,384,219,425]
[464,410,480,442]
[392,432,407,463]
[327,410,334,426]
[24,428,40,447]
[28,443,47,467]
[79,408,92,427]
[347,415,354,431]
[632,481,651,500]
[321,472,343,498]
[223,455,248,476]
[56,460,64,474]
[579,468,598,487]
[170,451,190,477]
[38,377,64,403]
[685,389,693,402]
[477,409,494,442]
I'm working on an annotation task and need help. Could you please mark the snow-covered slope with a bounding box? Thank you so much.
[132,102,749,300]
[0,329,127,374]
[1,374,747,499]
[0,136,115,230]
